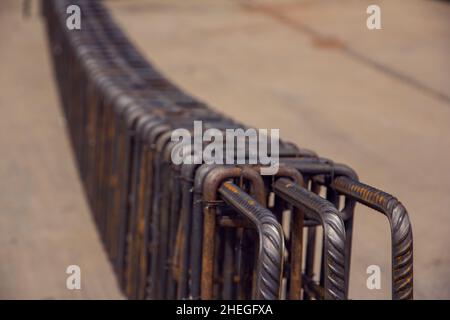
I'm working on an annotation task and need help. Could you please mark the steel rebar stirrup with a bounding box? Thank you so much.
[273,178,348,300]
[219,182,285,299]
[330,176,413,300]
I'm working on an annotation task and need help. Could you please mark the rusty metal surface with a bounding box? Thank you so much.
[330,177,414,300]
[42,0,414,300]
[273,178,347,300]
[219,182,284,300]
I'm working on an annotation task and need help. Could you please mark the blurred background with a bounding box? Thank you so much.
[0,0,449,299]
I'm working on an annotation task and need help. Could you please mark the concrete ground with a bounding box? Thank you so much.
[0,0,123,299]
[106,0,450,299]
[0,0,448,299]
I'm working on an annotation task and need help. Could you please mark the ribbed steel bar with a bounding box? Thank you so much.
[273,178,348,300]
[200,165,266,299]
[330,176,414,300]
[43,0,414,301]
[218,182,284,300]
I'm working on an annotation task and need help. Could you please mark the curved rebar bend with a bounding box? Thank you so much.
[218,182,284,300]
[280,157,358,295]
[273,178,347,300]
[331,176,413,300]
[201,166,266,300]
[253,164,305,299]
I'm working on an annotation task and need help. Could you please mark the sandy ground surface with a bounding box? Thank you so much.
[105,0,450,299]
[0,0,448,299]
[0,0,123,299]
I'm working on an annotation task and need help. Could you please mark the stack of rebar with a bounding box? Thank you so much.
[42,0,413,300]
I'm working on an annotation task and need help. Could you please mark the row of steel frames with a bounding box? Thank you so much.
[43,0,413,300]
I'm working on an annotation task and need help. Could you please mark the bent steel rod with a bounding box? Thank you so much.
[44,0,415,300]
[200,165,266,300]
[253,164,305,299]
[218,182,285,300]
[273,178,348,300]
[330,176,413,300]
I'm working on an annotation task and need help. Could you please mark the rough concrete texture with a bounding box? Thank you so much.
[105,0,450,299]
[0,0,123,299]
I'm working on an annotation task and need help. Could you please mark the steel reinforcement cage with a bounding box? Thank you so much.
[42,0,413,300]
